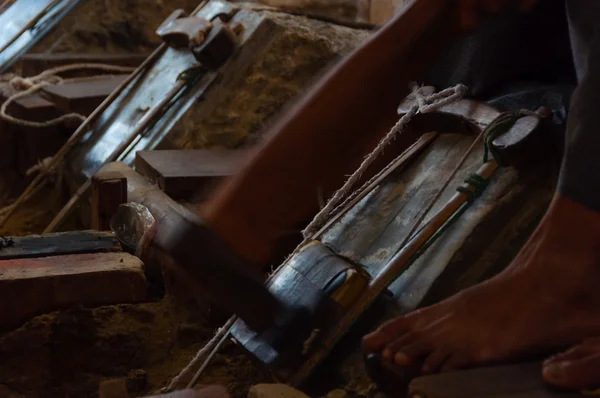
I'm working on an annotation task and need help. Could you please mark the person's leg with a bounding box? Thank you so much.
[558,0,600,210]
[363,0,600,375]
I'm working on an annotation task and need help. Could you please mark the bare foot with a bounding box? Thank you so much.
[363,195,600,374]
[543,337,600,391]
[195,385,230,398]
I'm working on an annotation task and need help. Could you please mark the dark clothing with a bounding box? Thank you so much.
[424,0,574,99]
[558,1,600,212]
[424,0,600,211]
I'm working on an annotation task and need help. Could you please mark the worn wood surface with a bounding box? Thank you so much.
[1,89,73,174]
[42,74,129,115]
[230,242,358,373]
[409,363,580,398]
[0,251,147,331]
[0,230,120,260]
[91,171,128,231]
[135,149,249,200]
[20,53,148,77]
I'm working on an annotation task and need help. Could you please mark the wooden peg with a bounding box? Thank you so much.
[91,171,127,231]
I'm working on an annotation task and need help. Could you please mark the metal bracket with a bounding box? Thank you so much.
[156,9,213,49]
[156,5,238,70]
[191,19,237,70]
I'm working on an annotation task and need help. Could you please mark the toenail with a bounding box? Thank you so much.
[394,352,410,365]
[382,349,391,360]
[543,362,567,382]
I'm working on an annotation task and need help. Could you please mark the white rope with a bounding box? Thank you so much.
[301,83,467,240]
[0,63,136,129]
[26,156,54,178]
[166,317,237,392]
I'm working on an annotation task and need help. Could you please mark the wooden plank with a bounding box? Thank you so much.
[321,133,478,275]
[135,150,249,200]
[0,252,147,331]
[10,94,59,119]
[0,87,62,171]
[20,53,148,78]
[91,171,128,231]
[2,92,72,175]
[0,230,121,260]
[408,363,580,398]
[42,74,129,115]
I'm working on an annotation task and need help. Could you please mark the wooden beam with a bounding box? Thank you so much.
[135,149,249,200]
[0,252,147,332]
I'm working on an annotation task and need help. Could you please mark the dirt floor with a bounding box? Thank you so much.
[0,284,265,397]
[0,266,377,398]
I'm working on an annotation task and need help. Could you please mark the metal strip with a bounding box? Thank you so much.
[0,0,82,73]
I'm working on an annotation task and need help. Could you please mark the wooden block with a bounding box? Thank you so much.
[4,93,72,175]
[135,150,248,200]
[91,171,128,231]
[9,94,60,121]
[20,53,148,78]
[0,252,147,331]
[408,363,581,398]
[0,230,121,260]
[42,74,129,115]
